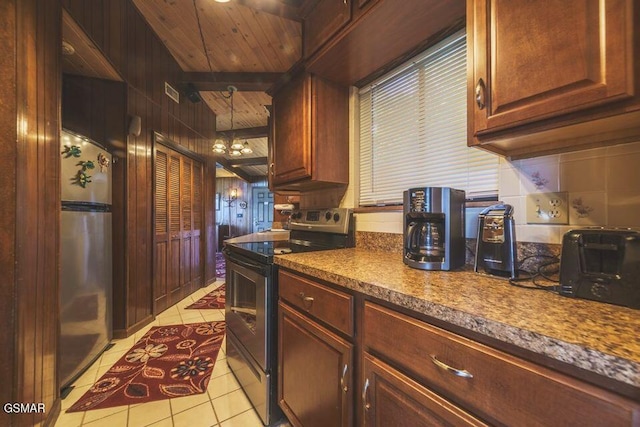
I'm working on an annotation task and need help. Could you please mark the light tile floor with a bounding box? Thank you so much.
[55,280,265,427]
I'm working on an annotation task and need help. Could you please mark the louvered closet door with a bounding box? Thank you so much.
[154,144,205,314]
[181,158,193,296]
[168,153,182,307]
[154,150,170,313]
[191,162,203,290]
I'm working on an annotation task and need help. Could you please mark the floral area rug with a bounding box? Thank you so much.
[216,252,225,278]
[185,284,225,310]
[67,321,225,412]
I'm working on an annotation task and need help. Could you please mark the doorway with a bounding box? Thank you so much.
[252,187,274,233]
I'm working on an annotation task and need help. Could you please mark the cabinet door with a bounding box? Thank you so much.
[304,0,352,58]
[362,353,488,427]
[278,302,353,427]
[351,0,380,21]
[469,0,634,137]
[272,73,312,185]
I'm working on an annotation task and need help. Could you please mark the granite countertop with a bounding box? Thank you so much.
[225,230,290,244]
[274,248,640,390]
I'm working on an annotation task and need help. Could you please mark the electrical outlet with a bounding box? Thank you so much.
[526,192,569,224]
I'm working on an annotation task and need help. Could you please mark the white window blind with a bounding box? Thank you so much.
[359,31,498,206]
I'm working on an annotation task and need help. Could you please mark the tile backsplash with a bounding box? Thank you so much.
[351,141,640,244]
[500,141,640,243]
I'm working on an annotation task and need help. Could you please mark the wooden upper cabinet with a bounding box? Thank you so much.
[270,72,349,191]
[468,0,640,158]
[351,0,380,21]
[303,0,352,59]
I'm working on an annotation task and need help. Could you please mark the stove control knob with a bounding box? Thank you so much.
[333,212,340,222]
[325,212,333,221]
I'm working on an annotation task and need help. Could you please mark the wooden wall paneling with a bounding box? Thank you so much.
[139,92,153,325]
[216,177,263,237]
[204,160,217,284]
[1,0,62,425]
[103,83,128,335]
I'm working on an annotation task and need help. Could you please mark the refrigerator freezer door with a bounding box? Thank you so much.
[61,130,112,205]
[59,210,113,388]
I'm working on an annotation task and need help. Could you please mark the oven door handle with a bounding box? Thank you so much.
[225,250,270,276]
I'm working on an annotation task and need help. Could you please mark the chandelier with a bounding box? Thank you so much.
[213,85,253,156]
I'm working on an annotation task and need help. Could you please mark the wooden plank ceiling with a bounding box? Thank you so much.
[133,0,303,179]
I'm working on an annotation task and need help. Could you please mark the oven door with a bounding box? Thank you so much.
[224,249,270,371]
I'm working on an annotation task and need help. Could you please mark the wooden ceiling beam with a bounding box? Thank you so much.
[235,0,302,22]
[215,158,258,182]
[220,126,269,139]
[227,156,268,166]
[182,72,282,92]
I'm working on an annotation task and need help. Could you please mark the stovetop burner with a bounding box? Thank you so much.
[227,240,332,262]
[225,208,355,264]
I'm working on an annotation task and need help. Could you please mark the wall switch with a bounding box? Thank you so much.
[526,192,569,224]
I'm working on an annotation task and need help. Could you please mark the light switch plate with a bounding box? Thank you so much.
[526,192,569,224]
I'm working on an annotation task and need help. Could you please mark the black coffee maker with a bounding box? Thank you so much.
[403,187,466,271]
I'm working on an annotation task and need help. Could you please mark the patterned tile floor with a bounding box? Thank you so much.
[55,280,264,427]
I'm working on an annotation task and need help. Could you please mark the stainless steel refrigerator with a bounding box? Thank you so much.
[59,129,113,389]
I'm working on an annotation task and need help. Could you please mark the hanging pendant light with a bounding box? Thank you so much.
[212,85,239,155]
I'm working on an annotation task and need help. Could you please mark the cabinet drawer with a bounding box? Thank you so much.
[279,270,354,335]
[362,353,487,427]
[364,301,640,427]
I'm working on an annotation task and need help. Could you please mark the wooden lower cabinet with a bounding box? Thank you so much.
[362,353,487,427]
[276,269,640,426]
[278,302,354,427]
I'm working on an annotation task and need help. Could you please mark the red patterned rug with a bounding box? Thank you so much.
[185,284,225,310]
[67,321,225,412]
[216,252,225,278]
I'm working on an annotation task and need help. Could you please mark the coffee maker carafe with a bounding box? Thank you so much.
[403,187,466,271]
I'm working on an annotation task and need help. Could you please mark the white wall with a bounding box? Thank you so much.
[342,90,640,244]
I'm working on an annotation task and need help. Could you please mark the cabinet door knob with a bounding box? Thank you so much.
[269,163,274,176]
[362,378,371,411]
[430,355,473,379]
[340,364,348,392]
[475,78,486,110]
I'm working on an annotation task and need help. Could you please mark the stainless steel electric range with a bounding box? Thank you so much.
[223,208,354,426]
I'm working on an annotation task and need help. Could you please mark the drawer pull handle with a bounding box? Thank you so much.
[298,292,314,309]
[340,364,348,392]
[430,355,473,379]
[362,378,371,411]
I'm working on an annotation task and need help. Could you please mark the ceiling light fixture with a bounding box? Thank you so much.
[215,0,231,3]
[212,85,253,157]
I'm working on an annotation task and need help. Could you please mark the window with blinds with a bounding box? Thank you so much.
[358,31,498,206]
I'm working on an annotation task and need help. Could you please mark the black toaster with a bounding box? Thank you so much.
[559,228,640,309]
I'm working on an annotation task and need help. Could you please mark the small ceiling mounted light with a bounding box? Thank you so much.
[241,141,253,154]
[62,40,76,56]
[215,0,231,2]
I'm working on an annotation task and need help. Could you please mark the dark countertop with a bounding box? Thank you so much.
[274,248,640,390]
